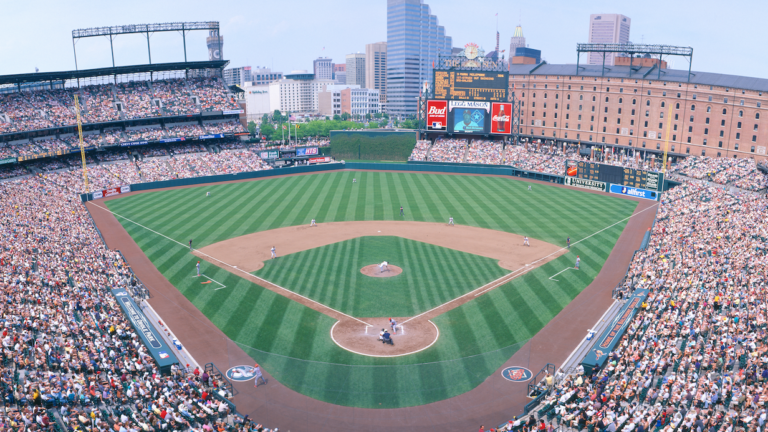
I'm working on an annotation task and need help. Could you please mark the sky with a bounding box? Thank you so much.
[1,0,766,79]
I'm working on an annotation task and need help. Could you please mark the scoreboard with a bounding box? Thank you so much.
[568,160,664,191]
[433,70,508,102]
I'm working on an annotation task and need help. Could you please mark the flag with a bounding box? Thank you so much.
[495,13,498,16]
[296,125,301,129]
[282,125,287,130]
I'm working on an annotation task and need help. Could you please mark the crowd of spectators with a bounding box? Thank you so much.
[0,77,237,135]
[496,179,768,432]
[408,140,431,161]
[428,138,467,163]
[467,140,504,165]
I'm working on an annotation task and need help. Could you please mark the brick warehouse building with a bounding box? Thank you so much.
[508,64,768,161]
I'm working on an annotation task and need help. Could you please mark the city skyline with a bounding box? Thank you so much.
[0,0,765,80]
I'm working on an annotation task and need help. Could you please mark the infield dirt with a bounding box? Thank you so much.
[193,221,566,356]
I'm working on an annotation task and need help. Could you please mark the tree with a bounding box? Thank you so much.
[341,112,352,121]
[365,113,372,120]
[273,110,283,123]
[260,122,276,140]
[367,121,379,129]
[333,114,341,121]
[247,121,258,135]
[261,113,270,124]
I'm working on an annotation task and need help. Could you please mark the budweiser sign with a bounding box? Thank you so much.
[491,103,512,134]
[427,100,448,131]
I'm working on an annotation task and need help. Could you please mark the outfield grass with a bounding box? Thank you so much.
[106,171,637,408]
[256,236,509,317]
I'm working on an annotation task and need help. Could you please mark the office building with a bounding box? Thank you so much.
[386,0,452,116]
[242,83,272,122]
[313,57,333,80]
[333,64,347,84]
[251,67,283,85]
[345,53,366,87]
[318,84,360,116]
[319,85,380,117]
[587,14,631,66]
[268,70,334,114]
[223,66,252,87]
[366,42,387,104]
[509,25,526,55]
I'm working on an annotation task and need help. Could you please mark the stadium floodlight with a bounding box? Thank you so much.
[72,22,220,70]
[576,43,694,81]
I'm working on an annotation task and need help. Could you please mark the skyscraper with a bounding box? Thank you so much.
[345,53,366,87]
[313,57,333,80]
[365,42,387,104]
[587,14,631,66]
[386,0,452,116]
[223,66,251,87]
[509,25,526,55]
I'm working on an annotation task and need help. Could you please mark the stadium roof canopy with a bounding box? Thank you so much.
[509,63,768,93]
[0,60,229,87]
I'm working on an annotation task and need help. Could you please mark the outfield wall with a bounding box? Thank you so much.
[330,130,417,161]
[80,161,669,202]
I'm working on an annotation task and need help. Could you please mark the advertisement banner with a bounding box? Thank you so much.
[104,187,121,197]
[120,140,148,147]
[159,137,185,143]
[0,158,16,165]
[426,100,448,131]
[490,103,512,134]
[308,157,331,164]
[259,150,280,160]
[296,147,319,156]
[223,109,244,115]
[198,134,225,140]
[92,191,103,199]
[564,177,607,192]
[448,100,491,111]
[121,185,131,193]
[609,184,658,201]
[112,288,178,372]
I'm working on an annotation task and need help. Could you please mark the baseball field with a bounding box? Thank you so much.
[103,170,637,408]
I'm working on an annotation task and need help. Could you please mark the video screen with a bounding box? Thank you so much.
[451,108,487,134]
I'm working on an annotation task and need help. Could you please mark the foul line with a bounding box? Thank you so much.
[197,274,227,290]
[89,202,374,327]
[548,267,575,281]
[401,201,659,325]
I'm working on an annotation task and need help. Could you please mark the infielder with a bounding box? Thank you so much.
[448,217,454,226]
[567,237,571,249]
[575,255,581,270]
[271,246,276,259]
[400,206,404,216]
[310,218,317,227]
[196,261,201,277]
[523,237,530,247]
[379,261,389,272]
[189,239,193,250]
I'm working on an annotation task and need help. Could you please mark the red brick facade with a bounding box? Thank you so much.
[510,74,768,160]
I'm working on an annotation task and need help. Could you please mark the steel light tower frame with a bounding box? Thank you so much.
[576,43,694,81]
[72,22,220,70]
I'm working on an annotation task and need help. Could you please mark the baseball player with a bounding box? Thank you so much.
[448,217,454,226]
[196,261,201,277]
[189,239,193,250]
[353,178,357,183]
[271,246,276,259]
[310,218,317,227]
[253,364,266,387]
[575,255,581,270]
[567,237,571,249]
[206,192,210,197]
[528,185,532,191]
[379,261,388,272]
[400,206,404,216]
[524,237,530,247]
[389,318,397,335]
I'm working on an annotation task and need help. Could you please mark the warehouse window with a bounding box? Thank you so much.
[753,135,757,142]
[632,99,636,105]
[739,110,743,117]
[703,139,708,146]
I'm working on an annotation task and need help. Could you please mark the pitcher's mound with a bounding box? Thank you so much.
[361,264,402,278]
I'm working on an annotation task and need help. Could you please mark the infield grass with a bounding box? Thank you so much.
[105,170,638,408]
[256,236,509,317]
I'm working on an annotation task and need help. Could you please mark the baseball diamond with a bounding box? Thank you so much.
[96,170,640,409]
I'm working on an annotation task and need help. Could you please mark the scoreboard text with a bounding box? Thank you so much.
[433,70,508,102]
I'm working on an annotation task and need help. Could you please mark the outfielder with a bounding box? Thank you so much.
[271,246,277,259]
[528,185,532,191]
[524,237,530,247]
[206,192,210,197]
[449,217,454,226]
[379,261,389,272]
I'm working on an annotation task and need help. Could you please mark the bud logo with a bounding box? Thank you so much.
[428,106,446,115]
[427,100,448,131]
[491,103,512,134]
